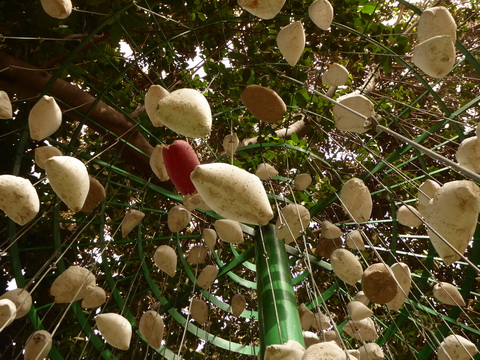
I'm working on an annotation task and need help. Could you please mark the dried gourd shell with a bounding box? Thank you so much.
[28,95,62,141]
[145,85,169,127]
[386,262,412,311]
[167,205,191,232]
[237,0,285,20]
[34,146,63,169]
[183,192,211,211]
[342,317,378,341]
[265,340,305,360]
[40,0,72,19]
[311,312,330,331]
[0,175,40,225]
[397,205,423,227]
[231,294,246,317]
[50,266,96,303]
[332,93,374,133]
[294,173,312,190]
[0,288,32,319]
[433,282,466,306]
[0,298,16,331]
[456,137,480,173]
[362,263,397,304]
[96,313,132,350]
[308,0,334,31]
[150,145,169,182]
[417,179,440,216]
[202,228,217,250]
[355,291,370,306]
[223,133,240,157]
[277,21,305,67]
[187,245,208,265]
[240,85,286,123]
[359,343,384,360]
[81,176,106,212]
[139,310,164,349]
[347,301,373,321]
[322,63,349,87]
[24,330,52,360]
[298,303,315,330]
[412,35,455,79]
[197,265,219,289]
[121,209,145,238]
[417,6,456,44]
[303,341,355,360]
[256,163,278,180]
[321,220,342,239]
[437,334,479,360]
[340,178,372,222]
[0,90,13,119]
[81,286,107,309]
[345,230,365,251]
[154,245,177,277]
[215,219,244,244]
[275,204,310,244]
[330,249,363,285]
[190,297,208,324]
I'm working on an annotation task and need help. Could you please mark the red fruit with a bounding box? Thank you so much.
[162,140,200,195]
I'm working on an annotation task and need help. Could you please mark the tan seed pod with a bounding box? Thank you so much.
[24,330,52,360]
[150,145,169,182]
[81,286,107,309]
[332,93,375,133]
[190,297,208,325]
[412,35,455,79]
[417,179,440,216]
[28,95,62,141]
[34,145,63,170]
[45,156,90,213]
[433,282,466,306]
[81,176,106,212]
[145,85,169,127]
[0,175,40,226]
[121,209,145,238]
[0,298,16,331]
[139,310,164,349]
[96,313,131,350]
[342,317,378,341]
[215,219,244,244]
[50,266,96,303]
[347,301,373,321]
[275,204,310,244]
[359,343,384,360]
[197,265,218,289]
[277,21,305,67]
[354,291,370,306]
[417,6,456,44]
[231,294,246,317]
[237,0,285,20]
[265,340,305,360]
[293,173,312,191]
[311,312,330,331]
[456,137,480,173]
[298,303,315,330]
[386,262,412,311]
[321,220,342,239]
[0,90,13,119]
[437,334,479,360]
[340,178,372,222]
[323,330,342,346]
[362,263,397,304]
[256,163,278,180]
[0,288,32,319]
[322,63,349,87]
[167,205,191,232]
[154,245,177,277]
[240,85,286,123]
[303,341,356,360]
[40,0,72,19]
[308,0,334,30]
[183,192,211,211]
[202,228,217,250]
[330,249,363,285]
[303,331,321,348]
[345,230,365,251]
[397,205,423,227]
[187,245,208,265]
[223,133,240,157]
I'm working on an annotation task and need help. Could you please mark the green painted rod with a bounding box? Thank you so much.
[255,224,304,359]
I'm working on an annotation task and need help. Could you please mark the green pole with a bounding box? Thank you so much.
[255,224,305,359]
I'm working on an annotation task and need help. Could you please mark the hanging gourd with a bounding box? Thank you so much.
[345,230,365,251]
[397,205,423,227]
[0,298,16,331]
[145,85,169,127]
[237,0,285,20]
[355,291,370,306]
[197,265,219,289]
[81,286,107,309]
[347,300,373,321]
[343,317,378,341]
[34,146,63,169]
[154,245,177,277]
[322,63,349,87]
[150,145,169,182]
[45,156,90,212]
[163,140,200,195]
[215,219,244,244]
[303,341,356,360]
[386,262,412,311]
[265,340,305,360]
[321,220,343,239]
[167,205,191,232]
[275,204,310,244]
[332,93,375,133]
[223,133,240,157]
[312,312,330,331]
[358,343,384,360]
[433,282,466,306]
[340,177,372,222]
[308,0,334,30]
[456,135,480,172]
[303,331,321,348]
[323,330,342,345]
[298,303,315,330]
[412,35,456,79]
[121,209,145,238]
[417,6,456,44]
[40,0,72,19]
[362,263,398,304]
[202,228,217,250]
[81,176,106,212]
[28,95,62,141]
[24,330,52,360]
[256,163,278,180]
[187,245,208,265]
[0,288,32,319]
[0,175,40,226]
[437,334,479,360]
[190,297,208,325]
[277,21,305,67]
[417,179,440,216]
[183,192,211,211]
[50,266,96,303]
[315,236,342,258]
[95,313,132,350]
[329,249,363,285]
[231,294,246,317]
[139,310,164,349]
[190,163,274,225]
[425,180,480,265]
[0,90,12,119]
[293,173,312,191]
[155,87,212,138]
[240,85,286,123]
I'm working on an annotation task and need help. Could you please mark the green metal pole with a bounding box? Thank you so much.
[255,224,304,359]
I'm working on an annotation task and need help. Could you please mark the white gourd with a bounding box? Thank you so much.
[237,0,285,20]
[342,317,378,341]
[34,146,63,170]
[321,220,343,239]
[45,156,90,212]
[40,0,72,19]
[154,245,177,277]
[256,163,278,180]
[265,340,305,360]
[81,286,107,309]
[332,93,375,133]
[121,209,145,238]
[347,301,373,321]
[330,249,363,285]
[303,341,356,360]
[150,145,169,181]
[358,343,385,360]
[50,266,96,303]
[417,6,456,44]
[345,230,365,251]
[215,219,244,244]
[340,177,372,222]
[24,330,52,360]
[417,179,440,216]
[191,163,273,225]
[386,262,412,311]
[277,21,305,67]
[190,298,208,324]
[308,0,334,30]
[294,173,312,190]
[183,192,211,211]
[322,63,349,87]
[437,334,479,360]
[95,313,132,350]
[139,310,164,349]
[167,205,191,232]
[0,298,16,331]
[355,290,370,306]
[397,205,423,227]
[456,137,480,173]
[433,282,466,306]
[412,35,456,79]
[223,133,240,157]
[0,175,40,225]
[311,312,330,331]
[145,85,169,127]
[275,204,310,244]
[0,288,32,319]
[202,228,217,250]
[298,303,315,330]
[231,294,246,317]
[0,90,12,119]
[197,265,219,289]
[28,95,62,140]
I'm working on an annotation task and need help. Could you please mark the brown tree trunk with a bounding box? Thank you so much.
[0,51,171,188]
